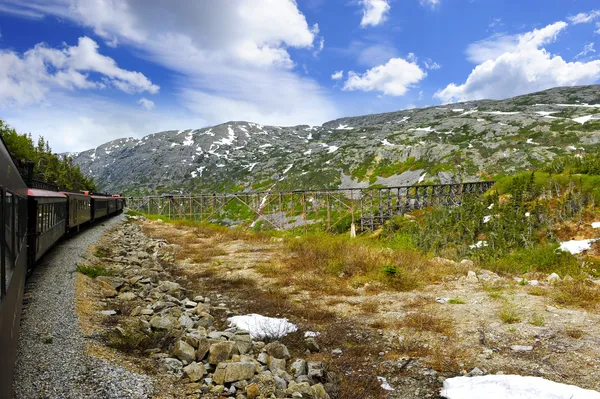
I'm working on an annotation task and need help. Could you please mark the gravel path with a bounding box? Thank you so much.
[12,215,153,399]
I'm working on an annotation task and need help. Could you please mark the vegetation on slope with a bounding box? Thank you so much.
[0,119,96,191]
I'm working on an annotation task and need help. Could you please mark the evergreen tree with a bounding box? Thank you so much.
[0,119,96,191]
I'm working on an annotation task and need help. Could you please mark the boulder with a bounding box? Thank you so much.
[290,359,307,378]
[178,314,195,329]
[149,316,174,331]
[265,342,291,360]
[308,362,326,382]
[460,259,475,268]
[305,337,320,352]
[547,273,561,283]
[208,341,236,364]
[117,292,137,301]
[213,362,256,384]
[97,280,118,298]
[183,362,206,382]
[466,271,478,283]
[160,357,184,376]
[232,334,253,355]
[173,340,196,364]
[287,381,312,396]
[268,356,287,372]
[311,384,330,399]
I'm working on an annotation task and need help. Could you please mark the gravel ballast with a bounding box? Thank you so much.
[12,215,153,399]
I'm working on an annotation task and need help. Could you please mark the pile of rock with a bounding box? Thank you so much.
[93,220,335,398]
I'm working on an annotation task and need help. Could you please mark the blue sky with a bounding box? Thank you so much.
[0,0,599,152]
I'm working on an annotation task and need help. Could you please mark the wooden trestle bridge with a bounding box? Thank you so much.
[127,181,495,232]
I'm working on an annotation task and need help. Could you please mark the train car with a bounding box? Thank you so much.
[0,137,29,399]
[91,195,110,221]
[27,189,68,263]
[113,194,125,213]
[107,197,117,215]
[63,192,91,230]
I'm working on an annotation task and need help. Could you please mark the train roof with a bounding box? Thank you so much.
[91,195,112,199]
[27,189,67,198]
[60,191,90,198]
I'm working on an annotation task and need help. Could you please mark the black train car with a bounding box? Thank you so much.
[91,195,110,221]
[0,137,29,399]
[27,189,68,263]
[63,192,91,230]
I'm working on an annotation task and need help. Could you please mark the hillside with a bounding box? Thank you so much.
[68,85,600,195]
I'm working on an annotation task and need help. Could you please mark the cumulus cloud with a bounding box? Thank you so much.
[419,0,440,9]
[138,97,155,110]
[568,10,600,24]
[359,0,391,27]
[0,0,337,150]
[331,70,344,80]
[435,22,600,103]
[343,58,426,96]
[0,36,158,106]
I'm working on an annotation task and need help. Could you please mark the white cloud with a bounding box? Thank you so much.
[424,59,441,70]
[465,33,520,64]
[419,0,440,9]
[576,42,596,59]
[138,97,155,110]
[331,70,344,80]
[359,0,391,27]
[0,36,158,106]
[568,10,600,24]
[0,0,338,150]
[596,22,600,34]
[343,57,426,96]
[435,22,600,103]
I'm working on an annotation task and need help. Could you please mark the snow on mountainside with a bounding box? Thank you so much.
[68,85,600,195]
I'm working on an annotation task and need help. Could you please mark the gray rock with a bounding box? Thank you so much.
[307,362,326,382]
[305,337,320,352]
[547,273,561,283]
[160,357,184,375]
[212,362,256,384]
[265,342,291,360]
[268,357,287,372]
[149,316,174,331]
[510,345,533,352]
[183,362,206,382]
[208,341,236,364]
[172,340,196,364]
[290,359,307,378]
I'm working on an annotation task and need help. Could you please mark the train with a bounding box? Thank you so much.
[0,136,125,398]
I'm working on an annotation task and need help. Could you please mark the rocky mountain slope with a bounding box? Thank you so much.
[68,85,600,195]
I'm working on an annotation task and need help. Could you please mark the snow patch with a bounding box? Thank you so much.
[321,143,339,153]
[304,149,312,156]
[559,239,598,255]
[410,126,435,132]
[526,138,540,145]
[377,376,395,391]
[460,109,478,116]
[573,115,596,125]
[336,124,354,130]
[282,163,293,174]
[535,111,558,117]
[592,222,600,229]
[441,375,600,399]
[451,108,464,112]
[381,139,395,146]
[484,111,520,115]
[469,241,488,249]
[228,314,297,340]
[247,162,258,172]
[183,131,194,146]
[396,116,410,123]
[418,173,427,184]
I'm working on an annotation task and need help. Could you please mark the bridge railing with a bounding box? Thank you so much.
[127,181,495,232]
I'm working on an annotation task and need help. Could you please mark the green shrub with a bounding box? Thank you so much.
[76,264,111,278]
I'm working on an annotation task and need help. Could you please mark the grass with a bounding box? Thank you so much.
[565,328,585,339]
[76,264,112,278]
[552,280,600,311]
[499,302,521,324]
[400,312,454,335]
[93,246,110,258]
[448,297,465,304]
[529,314,545,327]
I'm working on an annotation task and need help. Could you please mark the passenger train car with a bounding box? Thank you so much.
[0,137,124,399]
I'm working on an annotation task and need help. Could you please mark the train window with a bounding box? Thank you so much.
[5,192,13,270]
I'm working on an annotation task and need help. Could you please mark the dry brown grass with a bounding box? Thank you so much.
[359,300,380,314]
[400,311,455,335]
[552,280,600,311]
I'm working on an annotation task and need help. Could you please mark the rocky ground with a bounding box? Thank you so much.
[72,217,338,399]
[13,214,153,399]
[137,218,600,398]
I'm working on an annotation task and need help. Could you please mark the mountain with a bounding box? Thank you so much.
[68,85,600,195]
